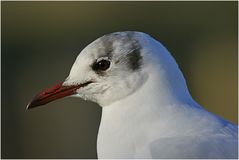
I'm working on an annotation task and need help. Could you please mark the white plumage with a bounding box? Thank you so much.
[28,31,238,158]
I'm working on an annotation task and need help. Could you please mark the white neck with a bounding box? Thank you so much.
[97,64,204,158]
[96,37,220,158]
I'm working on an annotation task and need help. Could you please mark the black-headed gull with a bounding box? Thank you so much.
[27,31,238,159]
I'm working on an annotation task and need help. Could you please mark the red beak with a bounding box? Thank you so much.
[27,82,91,109]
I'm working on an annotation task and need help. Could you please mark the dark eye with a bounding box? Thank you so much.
[93,59,111,71]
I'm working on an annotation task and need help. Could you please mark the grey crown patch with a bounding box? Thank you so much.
[99,31,143,73]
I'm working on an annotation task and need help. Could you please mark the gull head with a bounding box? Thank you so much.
[27,31,189,109]
[27,32,151,108]
[63,32,149,106]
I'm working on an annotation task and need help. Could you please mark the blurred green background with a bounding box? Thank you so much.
[2,1,238,158]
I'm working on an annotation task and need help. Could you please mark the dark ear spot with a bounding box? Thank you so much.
[124,32,143,71]
[126,46,142,71]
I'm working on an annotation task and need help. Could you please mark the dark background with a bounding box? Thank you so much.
[2,1,238,158]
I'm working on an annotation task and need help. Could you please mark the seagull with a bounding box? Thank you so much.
[27,31,238,159]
